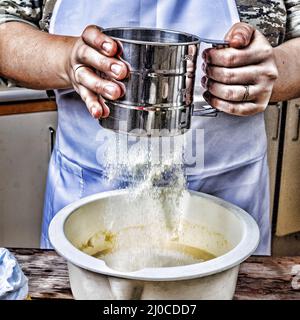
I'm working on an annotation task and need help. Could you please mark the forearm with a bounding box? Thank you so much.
[271,38,300,102]
[0,22,77,89]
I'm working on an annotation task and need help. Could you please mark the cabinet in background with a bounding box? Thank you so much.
[265,99,300,255]
[276,99,300,236]
[0,101,57,248]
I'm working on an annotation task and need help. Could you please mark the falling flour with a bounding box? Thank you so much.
[80,133,212,271]
[102,134,187,233]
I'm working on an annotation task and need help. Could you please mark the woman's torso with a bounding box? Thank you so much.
[49,0,287,178]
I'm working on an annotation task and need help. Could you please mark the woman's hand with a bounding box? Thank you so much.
[201,22,278,116]
[66,25,128,118]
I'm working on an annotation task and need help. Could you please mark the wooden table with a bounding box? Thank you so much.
[10,249,300,300]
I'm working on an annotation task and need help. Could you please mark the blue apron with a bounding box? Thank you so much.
[41,0,271,255]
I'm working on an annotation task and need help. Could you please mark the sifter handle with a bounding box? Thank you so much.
[194,39,229,116]
[200,38,229,49]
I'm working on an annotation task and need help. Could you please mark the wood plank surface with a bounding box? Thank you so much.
[12,249,72,299]
[10,249,300,300]
[235,256,300,300]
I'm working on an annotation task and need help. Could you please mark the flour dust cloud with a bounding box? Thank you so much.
[80,132,211,272]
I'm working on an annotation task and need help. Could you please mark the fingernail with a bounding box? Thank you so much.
[102,41,113,53]
[91,107,100,118]
[201,63,207,73]
[111,63,122,76]
[233,33,246,43]
[104,85,117,96]
[203,91,210,101]
[202,51,211,63]
[102,104,110,118]
[201,76,208,88]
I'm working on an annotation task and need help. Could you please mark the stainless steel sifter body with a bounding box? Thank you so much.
[99,27,225,136]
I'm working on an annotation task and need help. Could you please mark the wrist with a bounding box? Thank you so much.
[270,46,284,103]
[57,36,79,88]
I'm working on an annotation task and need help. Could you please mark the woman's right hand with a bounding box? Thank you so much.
[65,25,128,118]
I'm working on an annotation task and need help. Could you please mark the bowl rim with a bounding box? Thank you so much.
[48,189,260,281]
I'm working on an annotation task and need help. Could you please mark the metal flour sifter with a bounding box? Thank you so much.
[99,27,228,136]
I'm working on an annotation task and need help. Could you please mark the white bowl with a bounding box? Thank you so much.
[49,189,259,300]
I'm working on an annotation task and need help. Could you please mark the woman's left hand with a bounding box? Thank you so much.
[201,22,278,116]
